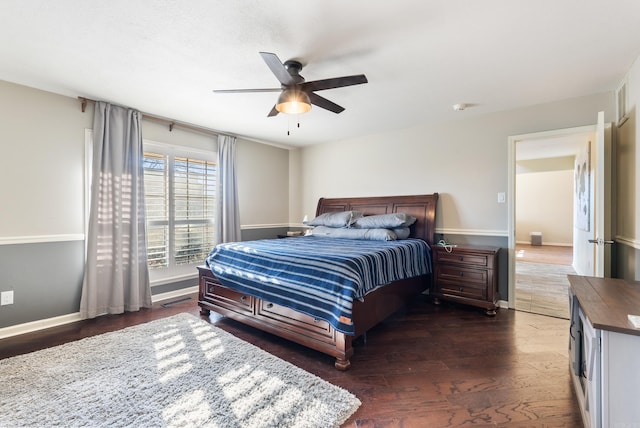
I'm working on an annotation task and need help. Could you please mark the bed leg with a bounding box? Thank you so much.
[199,307,211,316]
[335,358,351,371]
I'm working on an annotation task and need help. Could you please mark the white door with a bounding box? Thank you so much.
[590,111,613,277]
[572,112,613,277]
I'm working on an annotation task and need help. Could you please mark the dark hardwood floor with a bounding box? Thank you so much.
[0,294,583,427]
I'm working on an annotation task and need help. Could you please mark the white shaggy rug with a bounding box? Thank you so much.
[0,313,360,428]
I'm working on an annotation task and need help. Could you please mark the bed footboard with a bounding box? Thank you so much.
[198,266,429,370]
[198,266,355,369]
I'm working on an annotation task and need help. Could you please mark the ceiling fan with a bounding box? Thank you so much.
[213,52,368,117]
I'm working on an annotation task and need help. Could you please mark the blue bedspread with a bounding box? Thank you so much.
[205,236,432,335]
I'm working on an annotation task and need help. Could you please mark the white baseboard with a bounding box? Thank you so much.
[0,312,82,340]
[0,287,199,340]
[515,240,572,247]
[151,286,198,303]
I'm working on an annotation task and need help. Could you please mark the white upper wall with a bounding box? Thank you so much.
[0,80,291,241]
[0,81,92,238]
[0,78,623,244]
[296,92,614,235]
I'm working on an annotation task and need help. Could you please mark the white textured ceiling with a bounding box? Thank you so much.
[1,1,640,147]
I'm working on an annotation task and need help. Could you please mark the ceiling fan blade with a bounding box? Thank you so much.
[302,74,368,92]
[259,52,295,86]
[267,105,279,117]
[213,88,281,94]
[308,92,345,114]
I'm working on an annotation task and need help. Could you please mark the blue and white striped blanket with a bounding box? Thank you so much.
[205,236,432,335]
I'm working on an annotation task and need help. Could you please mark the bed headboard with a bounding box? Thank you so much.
[315,193,439,246]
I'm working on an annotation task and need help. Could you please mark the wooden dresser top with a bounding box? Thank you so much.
[568,275,640,336]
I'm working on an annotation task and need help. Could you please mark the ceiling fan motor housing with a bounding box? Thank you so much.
[283,60,304,84]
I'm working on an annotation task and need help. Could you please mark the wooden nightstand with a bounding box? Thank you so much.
[432,244,500,315]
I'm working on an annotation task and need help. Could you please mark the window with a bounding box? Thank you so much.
[143,142,217,283]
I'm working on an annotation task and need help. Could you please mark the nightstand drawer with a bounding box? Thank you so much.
[435,251,491,267]
[438,281,486,300]
[436,265,488,286]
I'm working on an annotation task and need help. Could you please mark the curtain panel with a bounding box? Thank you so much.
[80,102,152,319]
[215,134,241,244]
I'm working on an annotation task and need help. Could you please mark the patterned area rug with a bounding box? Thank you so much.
[0,313,360,428]
[515,261,575,319]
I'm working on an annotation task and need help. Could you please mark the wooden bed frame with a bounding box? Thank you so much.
[198,193,438,370]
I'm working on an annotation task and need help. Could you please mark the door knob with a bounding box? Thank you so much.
[587,238,615,245]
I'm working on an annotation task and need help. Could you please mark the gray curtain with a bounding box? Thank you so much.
[215,134,241,244]
[80,101,152,319]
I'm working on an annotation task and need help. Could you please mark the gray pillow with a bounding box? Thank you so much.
[353,213,416,229]
[392,227,411,239]
[304,211,362,228]
[311,225,397,241]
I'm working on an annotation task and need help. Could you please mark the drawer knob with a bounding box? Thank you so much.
[459,271,464,277]
[240,295,247,302]
[459,287,464,292]
[266,303,273,308]
[459,256,464,261]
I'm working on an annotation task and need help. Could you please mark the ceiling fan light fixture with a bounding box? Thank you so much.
[276,89,312,114]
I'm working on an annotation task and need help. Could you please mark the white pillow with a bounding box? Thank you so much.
[353,213,416,229]
[311,226,397,241]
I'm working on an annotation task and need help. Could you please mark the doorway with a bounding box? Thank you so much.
[508,127,596,318]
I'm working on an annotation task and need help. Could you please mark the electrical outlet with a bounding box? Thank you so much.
[497,192,506,203]
[1,290,14,306]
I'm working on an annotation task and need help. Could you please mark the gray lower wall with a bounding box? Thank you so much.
[0,240,85,328]
[151,278,199,296]
[0,229,543,330]
[241,227,290,241]
[617,242,640,281]
[0,226,293,330]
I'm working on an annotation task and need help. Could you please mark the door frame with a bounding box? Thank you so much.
[507,125,597,309]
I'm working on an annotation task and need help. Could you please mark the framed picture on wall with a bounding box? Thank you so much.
[574,140,590,231]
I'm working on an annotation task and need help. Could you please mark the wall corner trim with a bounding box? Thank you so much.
[436,228,509,237]
[614,235,640,250]
[0,234,85,246]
